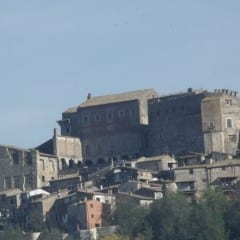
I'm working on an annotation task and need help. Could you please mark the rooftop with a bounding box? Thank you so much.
[0,188,22,197]
[64,89,158,112]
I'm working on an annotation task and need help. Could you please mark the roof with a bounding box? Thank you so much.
[0,188,22,197]
[135,155,175,164]
[29,189,50,197]
[64,89,158,112]
[176,159,240,170]
[0,144,30,152]
[117,191,154,200]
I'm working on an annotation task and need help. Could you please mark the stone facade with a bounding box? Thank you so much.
[58,89,158,164]
[0,145,58,191]
[68,199,106,230]
[148,88,240,156]
[37,129,82,170]
[201,90,240,154]
[147,89,210,156]
[174,159,240,199]
[57,88,240,163]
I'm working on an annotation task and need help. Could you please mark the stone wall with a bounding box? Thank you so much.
[202,92,240,154]
[147,90,209,156]
[0,145,58,191]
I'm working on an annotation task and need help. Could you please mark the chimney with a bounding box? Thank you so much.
[187,87,193,93]
[53,128,58,137]
[87,93,91,100]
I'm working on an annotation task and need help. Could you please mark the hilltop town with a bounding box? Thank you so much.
[1,87,240,239]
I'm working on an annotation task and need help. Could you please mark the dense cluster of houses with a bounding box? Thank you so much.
[1,87,240,239]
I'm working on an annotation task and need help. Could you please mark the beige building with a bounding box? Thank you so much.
[174,159,240,199]
[130,154,176,172]
[0,145,58,191]
[201,90,240,154]
[37,129,82,170]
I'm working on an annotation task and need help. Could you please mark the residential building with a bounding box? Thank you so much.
[0,145,58,191]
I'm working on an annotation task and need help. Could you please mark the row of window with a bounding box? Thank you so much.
[84,141,136,155]
[80,109,136,125]
[4,175,32,189]
[156,105,186,116]
[11,151,32,165]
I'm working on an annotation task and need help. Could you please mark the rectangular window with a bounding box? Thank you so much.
[118,110,125,118]
[42,176,45,182]
[40,159,45,170]
[13,176,20,188]
[226,118,233,128]
[66,126,71,134]
[25,152,32,165]
[85,145,89,155]
[95,114,101,121]
[4,177,12,189]
[97,144,101,154]
[189,169,194,175]
[83,116,90,125]
[225,99,232,105]
[12,151,19,164]
[107,112,113,121]
[229,135,237,143]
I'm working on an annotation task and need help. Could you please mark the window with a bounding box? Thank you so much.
[229,135,237,143]
[209,121,215,129]
[4,177,12,189]
[12,152,19,164]
[225,99,232,105]
[13,176,20,188]
[189,169,194,174]
[180,105,185,111]
[95,114,101,122]
[25,152,32,165]
[107,111,113,121]
[40,159,45,170]
[226,118,233,128]
[42,176,45,182]
[91,214,94,218]
[97,144,102,154]
[129,109,135,118]
[118,110,125,118]
[83,116,89,125]
[85,145,90,155]
[90,204,93,208]
[66,126,71,134]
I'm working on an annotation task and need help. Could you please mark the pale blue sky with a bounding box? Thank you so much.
[1,1,240,148]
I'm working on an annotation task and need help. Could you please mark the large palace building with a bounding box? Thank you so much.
[58,88,240,164]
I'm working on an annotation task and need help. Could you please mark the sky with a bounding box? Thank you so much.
[0,0,240,148]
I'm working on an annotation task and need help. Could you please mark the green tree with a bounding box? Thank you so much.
[114,198,149,239]
[225,197,240,240]
[147,192,192,240]
[0,229,26,240]
[190,189,229,240]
